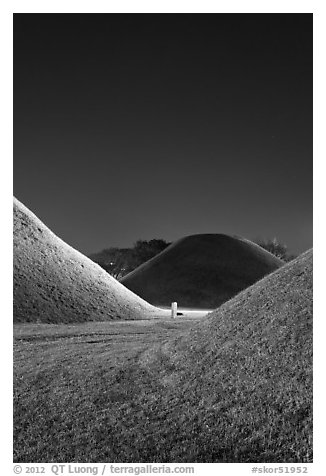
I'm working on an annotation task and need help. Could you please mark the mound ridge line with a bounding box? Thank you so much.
[13,197,168,323]
[121,233,284,309]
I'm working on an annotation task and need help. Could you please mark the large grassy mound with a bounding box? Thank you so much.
[14,250,312,462]
[128,249,312,462]
[13,197,166,323]
[121,233,284,308]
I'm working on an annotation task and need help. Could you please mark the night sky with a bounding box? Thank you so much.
[14,14,312,256]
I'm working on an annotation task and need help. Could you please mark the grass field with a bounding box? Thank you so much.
[14,317,201,462]
[13,198,312,464]
[14,251,312,463]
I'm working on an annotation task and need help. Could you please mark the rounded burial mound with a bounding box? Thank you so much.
[13,197,165,323]
[108,249,313,462]
[121,233,284,308]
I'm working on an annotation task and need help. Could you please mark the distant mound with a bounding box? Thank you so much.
[13,198,165,323]
[110,249,313,462]
[121,233,284,308]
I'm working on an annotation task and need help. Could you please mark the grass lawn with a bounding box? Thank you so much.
[13,317,201,462]
[14,252,312,464]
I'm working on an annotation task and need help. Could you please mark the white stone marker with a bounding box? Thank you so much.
[171,301,177,319]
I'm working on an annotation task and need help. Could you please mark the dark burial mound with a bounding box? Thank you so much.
[110,249,313,462]
[13,197,165,323]
[121,233,284,308]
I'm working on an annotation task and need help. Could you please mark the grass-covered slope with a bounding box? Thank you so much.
[132,248,312,462]
[13,197,166,323]
[14,250,312,462]
[121,233,284,308]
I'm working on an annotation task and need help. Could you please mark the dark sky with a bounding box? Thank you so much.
[14,14,312,256]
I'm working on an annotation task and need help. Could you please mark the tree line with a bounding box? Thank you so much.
[89,239,170,279]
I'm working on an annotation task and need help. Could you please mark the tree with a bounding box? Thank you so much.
[89,239,170,279]
[254,237,296,262]
[89,247,133,279]
[132,239,170,268]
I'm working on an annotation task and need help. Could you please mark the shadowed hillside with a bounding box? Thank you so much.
[121,233,284,308]
[13,197,167,323]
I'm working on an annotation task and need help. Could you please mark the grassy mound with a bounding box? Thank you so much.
[13,197,166,323]
[130,249,312,462]
[14,250,312,462]
[121,233,284,308]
